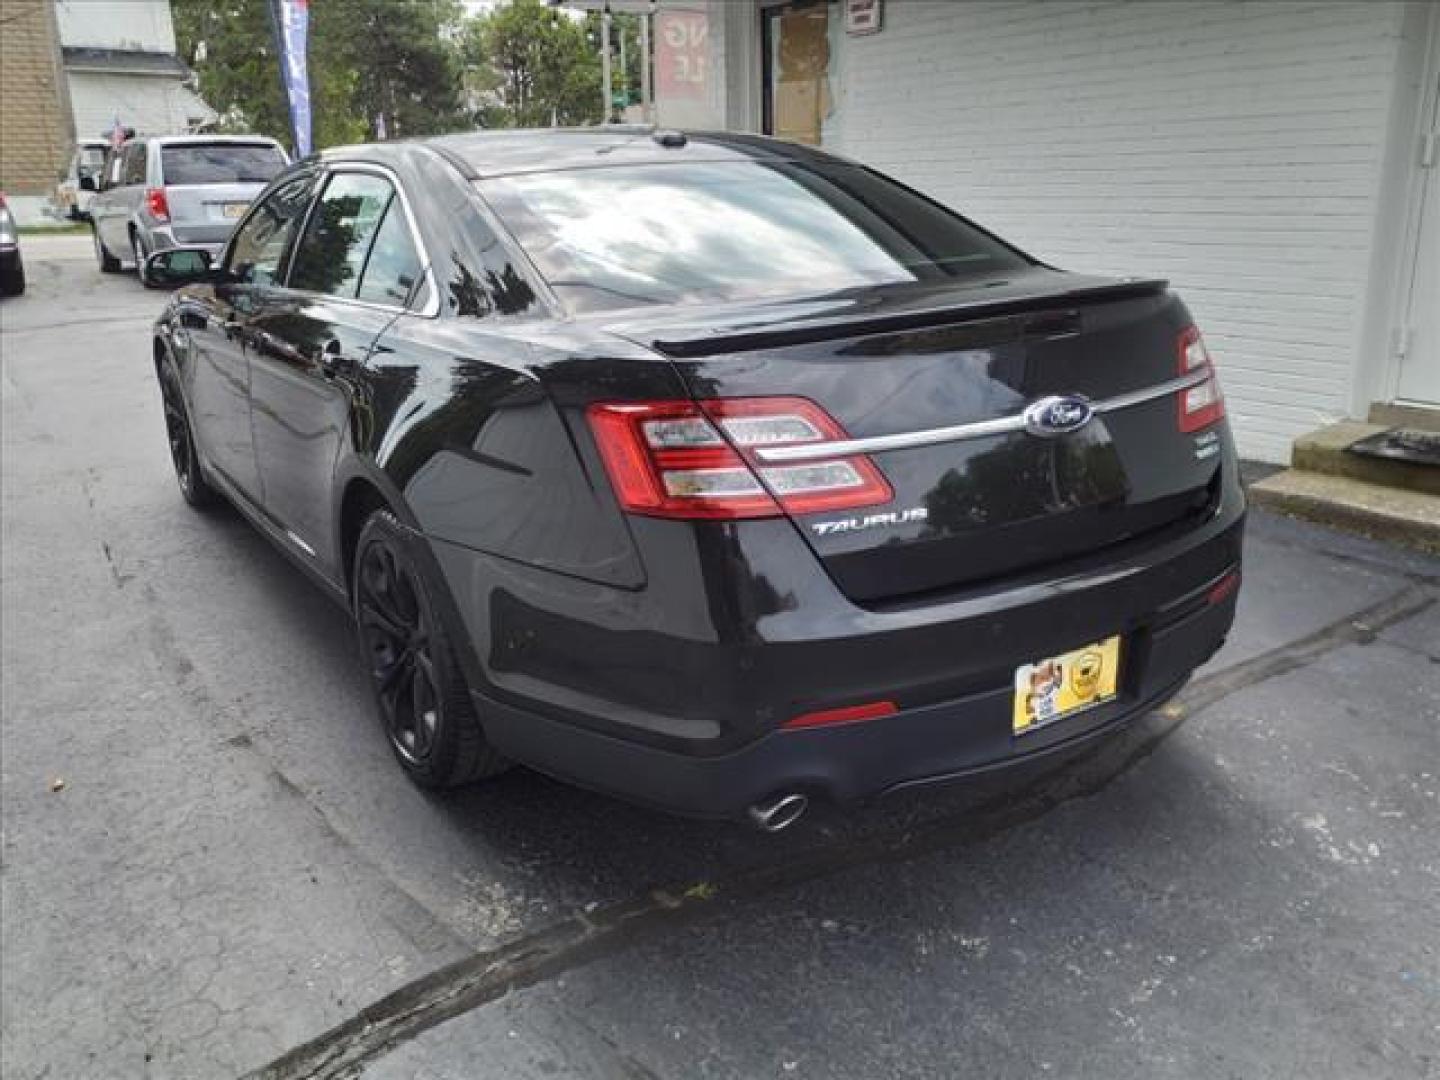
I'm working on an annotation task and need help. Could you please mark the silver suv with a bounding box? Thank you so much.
[90,135,290,279]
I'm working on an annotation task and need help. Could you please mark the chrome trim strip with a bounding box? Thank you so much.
[753,369,1211,463]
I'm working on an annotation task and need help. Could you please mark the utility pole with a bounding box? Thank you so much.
[640,7,652,124]
[601,4,613,122]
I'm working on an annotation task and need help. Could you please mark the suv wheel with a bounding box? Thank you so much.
[94,227,120,273]
[353,511,509,788]
[131,231,150,286]
[0,258,23,297]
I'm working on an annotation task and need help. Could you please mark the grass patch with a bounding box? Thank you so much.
[17,223,91,236]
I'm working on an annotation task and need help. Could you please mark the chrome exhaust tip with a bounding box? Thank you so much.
[747,793,809,833]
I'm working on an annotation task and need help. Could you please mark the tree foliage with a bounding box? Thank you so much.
[461,0,602,129]
[173,0,464,152]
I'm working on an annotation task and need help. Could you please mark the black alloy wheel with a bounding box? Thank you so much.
[159,367,215,508]
[353,511,507,787]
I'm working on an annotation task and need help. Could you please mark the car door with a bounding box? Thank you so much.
[247,166,432,575]
[188,169,319,502]
[100,142,145,255]
[89,148,127,252]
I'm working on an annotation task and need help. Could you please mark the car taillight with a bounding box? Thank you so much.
[145,187,170,222]
[1178,325,1225,433]
[586,397,893,520]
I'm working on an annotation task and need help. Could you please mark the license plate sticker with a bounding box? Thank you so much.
[1013,635,1121,736]
[222,202,248,218]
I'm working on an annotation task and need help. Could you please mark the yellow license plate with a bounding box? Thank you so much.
[1013,635,1121,735]
[223,202,248,218]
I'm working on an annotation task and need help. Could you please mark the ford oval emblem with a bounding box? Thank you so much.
[1022,395,1094,438]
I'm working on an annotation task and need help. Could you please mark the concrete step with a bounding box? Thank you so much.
[1249,470,1440,554]
[1292,421,1440,497]
[1368,402,1440,432]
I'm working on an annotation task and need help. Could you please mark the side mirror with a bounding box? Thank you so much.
[143,247,214,289]
[78,175,97,192]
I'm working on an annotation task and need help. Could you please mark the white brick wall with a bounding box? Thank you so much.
[825,0,1407,463]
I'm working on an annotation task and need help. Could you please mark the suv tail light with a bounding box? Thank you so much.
[145,186,170,222]
[587,397,893,520]
[1178,326,1225,433]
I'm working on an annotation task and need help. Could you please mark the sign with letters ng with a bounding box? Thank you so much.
[655,9,708,101]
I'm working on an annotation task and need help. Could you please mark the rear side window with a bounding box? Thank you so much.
[479,161,1029,313]
[121,143,146,186]
[355,201,423,307]
[161,143,287,185]
[288,172,393,298]
[77,146,106,176]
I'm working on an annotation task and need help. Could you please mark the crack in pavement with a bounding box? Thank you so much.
[0,314,157,336]
[244,585,1436,1080]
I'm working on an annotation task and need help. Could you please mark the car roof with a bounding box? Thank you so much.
[418,127,847,179]
[147,135,283,147]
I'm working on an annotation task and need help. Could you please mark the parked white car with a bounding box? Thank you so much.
[54,140,109,222]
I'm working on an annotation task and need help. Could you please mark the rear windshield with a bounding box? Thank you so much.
[160,143,286,185]
[479,161,1028,312]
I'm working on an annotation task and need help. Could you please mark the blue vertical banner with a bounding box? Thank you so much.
[272,0,312,157]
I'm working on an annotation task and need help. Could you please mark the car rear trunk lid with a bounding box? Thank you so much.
[613,269,1225,603]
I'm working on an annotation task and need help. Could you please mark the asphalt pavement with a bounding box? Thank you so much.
[2,236,1437,1080]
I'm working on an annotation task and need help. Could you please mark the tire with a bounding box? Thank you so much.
[353,510,509,788]
[0,260,22,297]
[131,230,151,286]
[94,226,120,273]
[158,364,217,509]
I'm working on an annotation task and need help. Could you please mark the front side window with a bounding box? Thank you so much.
[479,161,1028,313]
[225,172,317,286]
[161,143,287,186]
[288,172,393,298]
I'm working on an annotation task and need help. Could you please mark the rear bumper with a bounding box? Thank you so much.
[145,226,225,256]
[434,460,1245,818]
[473,573,1234,818]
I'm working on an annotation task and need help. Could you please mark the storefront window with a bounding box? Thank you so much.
[764,2,832,145]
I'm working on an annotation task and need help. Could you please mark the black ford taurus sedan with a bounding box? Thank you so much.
[149,128,1243,830]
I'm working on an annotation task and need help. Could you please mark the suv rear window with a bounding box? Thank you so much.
[160,143,286,185]
[479,161,1028,313]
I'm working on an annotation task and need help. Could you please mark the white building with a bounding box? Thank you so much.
[54,0,215,142]
[651,0,1439,465]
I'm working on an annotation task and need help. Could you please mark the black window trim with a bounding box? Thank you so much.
[281,161,439,318]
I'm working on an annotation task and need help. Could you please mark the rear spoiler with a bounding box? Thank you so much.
[644,278,1169,358]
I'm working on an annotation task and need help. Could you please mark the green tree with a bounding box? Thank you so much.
[462,0,602,129]
[173,0,463,151]
[327,0,466,139]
